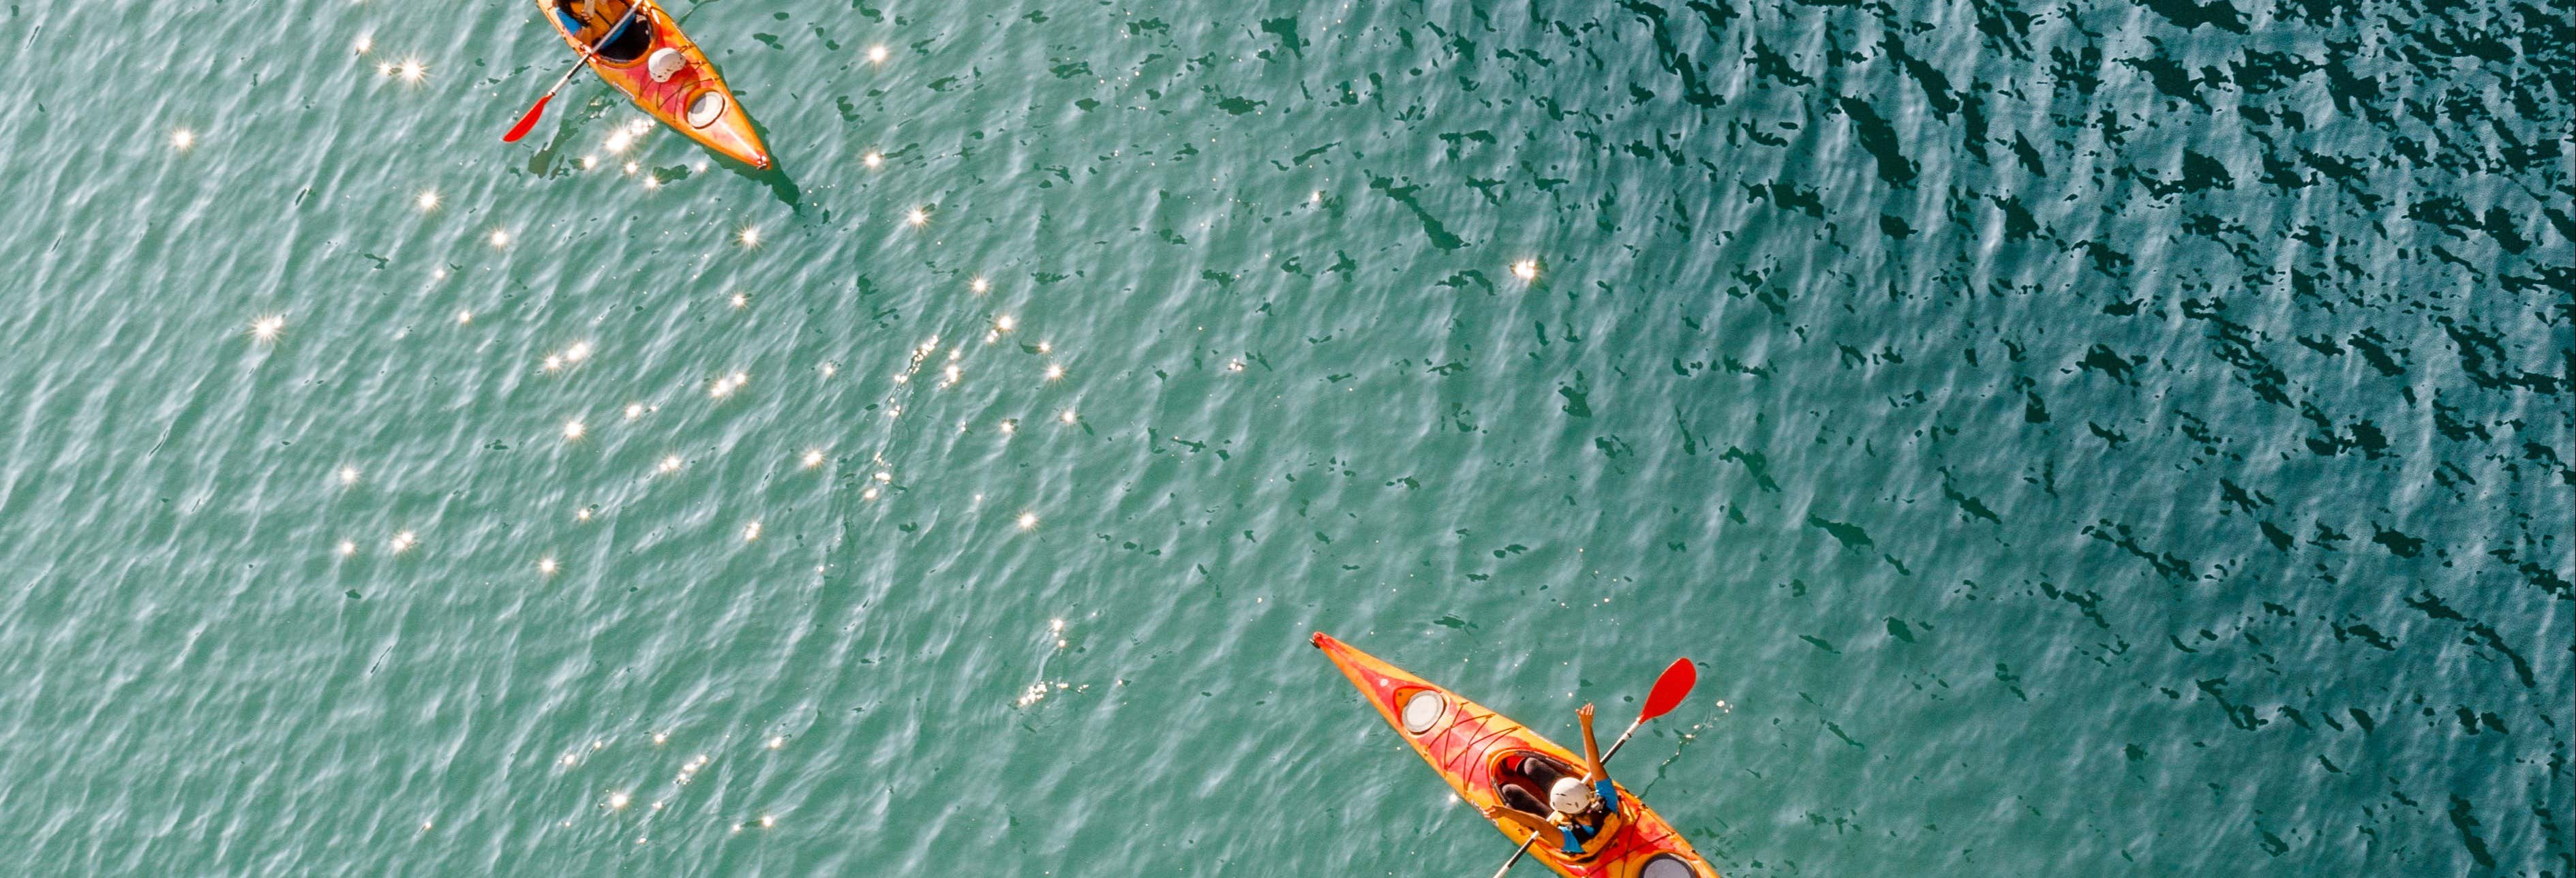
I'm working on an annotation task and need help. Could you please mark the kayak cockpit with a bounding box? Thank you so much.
[551,0,654,62]
[1489,749,1579,819]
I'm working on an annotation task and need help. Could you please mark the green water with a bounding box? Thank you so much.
[2,0,2568,873]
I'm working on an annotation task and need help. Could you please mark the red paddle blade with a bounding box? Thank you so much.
[1638,657,1696,723]
[502,94,554,143]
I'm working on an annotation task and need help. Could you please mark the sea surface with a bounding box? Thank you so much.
[1,0,2568,874]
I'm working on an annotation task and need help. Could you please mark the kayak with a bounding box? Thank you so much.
[1312,632,1718,878]
[536,0,771,169]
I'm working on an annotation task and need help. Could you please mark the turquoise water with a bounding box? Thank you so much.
[2,0,2569,873]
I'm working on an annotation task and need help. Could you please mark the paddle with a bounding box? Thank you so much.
[1487,657,1697,878]
[502,2,648,142]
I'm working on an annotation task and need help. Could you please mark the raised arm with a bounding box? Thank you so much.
[1577,703,1607,781]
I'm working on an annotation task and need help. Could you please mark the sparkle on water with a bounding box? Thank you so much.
[709,372,748,398]
[248,315,284,343]
[414,190,438,212]
[170,128,196,151]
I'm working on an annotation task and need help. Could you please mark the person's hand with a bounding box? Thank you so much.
[1477,804,1506,820]
[1577,703,1595,723]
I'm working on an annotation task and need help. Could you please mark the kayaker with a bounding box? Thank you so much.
[1481,703,1620,856]
[555,0,639,47]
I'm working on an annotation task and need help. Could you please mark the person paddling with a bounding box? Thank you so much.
[554,0,639,47]
[1481,703,1620,856]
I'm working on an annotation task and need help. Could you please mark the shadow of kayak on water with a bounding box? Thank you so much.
[727,113,803,214]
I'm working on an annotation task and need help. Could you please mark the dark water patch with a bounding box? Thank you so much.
[2082,520,2196,583]
[2330,620,2397,651]
[2449,796,2500,868]
[2075,344,2144,384]
[1365,173,1468,249]
[2037,580,2111,631]
[1879,32,1961,119]
[1938,470,2001,524]
[1259,16,1305,59]
[2117,50,2209,110]
[1615,0,1724,108]
[1806,515,1875,551]
[1748,40,1815,88]
[1836,97,1916,187]
[1885,618,1916,642]
[2369,523,2426,558]
[1720,446,1781,492]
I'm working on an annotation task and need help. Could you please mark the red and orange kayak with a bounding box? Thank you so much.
[536,0,771,168]
[1314,632,1718,878]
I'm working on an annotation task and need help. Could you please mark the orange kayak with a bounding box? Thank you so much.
[536,0,770,168]
[1313,632,1718,878]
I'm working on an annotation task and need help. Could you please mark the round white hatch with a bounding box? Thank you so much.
[1640,856,1698,878]
[686,91,727,128]
[1400,690,1444,733]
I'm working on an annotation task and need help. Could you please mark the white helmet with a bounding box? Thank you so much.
[1549,777,1599,815]
[648,48,686,83]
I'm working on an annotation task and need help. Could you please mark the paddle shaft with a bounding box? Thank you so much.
[1486,716,1648,878]
[504,1,648,141]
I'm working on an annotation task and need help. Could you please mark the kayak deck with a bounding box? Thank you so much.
[1314,632,1718,878]
[536,0,770,169]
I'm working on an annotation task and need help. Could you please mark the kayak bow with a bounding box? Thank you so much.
[534,0,770,169]
[1312,632,1718,878]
